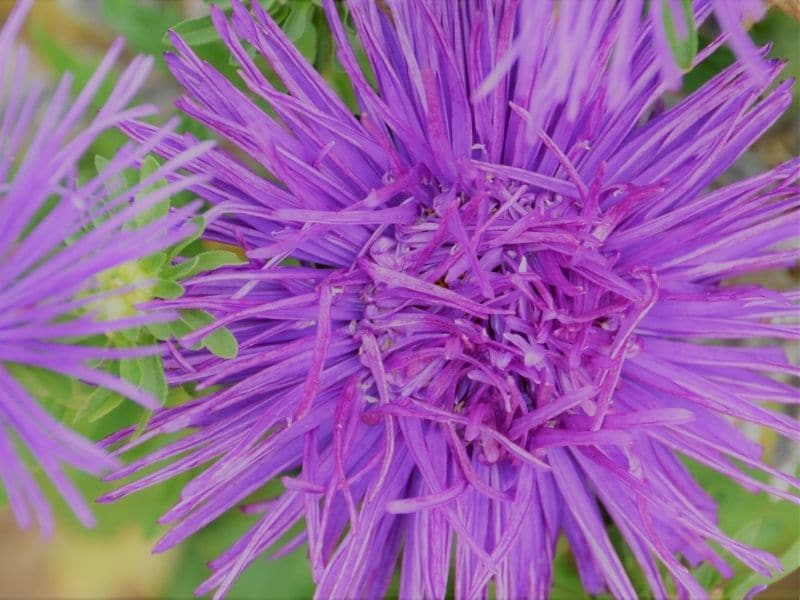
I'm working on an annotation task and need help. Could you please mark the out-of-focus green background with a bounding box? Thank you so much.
[0,0,797,598]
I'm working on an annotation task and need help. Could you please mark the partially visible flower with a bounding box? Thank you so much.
[0,0,209,534]
[110,1,797,598]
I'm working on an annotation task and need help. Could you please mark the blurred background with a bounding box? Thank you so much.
[0,0,797,598]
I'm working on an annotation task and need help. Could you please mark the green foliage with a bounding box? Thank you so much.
[27,26,125,161]
[161,480,315,599]
[166,0,359,113]
[99,0,183,62]
[662,0,698,70]
[689,459,800,595]
[85,153,243,413]
[684,6,800,112]
[169,14,222,47]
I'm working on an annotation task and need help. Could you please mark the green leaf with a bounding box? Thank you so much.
[139,252,168,275]
[179,309,215,330]
[137,354,168,403]
[688,459,800,595]
[165,249,245,281]
[100,0,182,59]
[168,318,195,340]
[135,156,170,229]
[165,256,201,280]
[169,216,206,257]
[145,320,173,341]
[116,354,167,407]
[171,309,208,346]
[94,154,131,226]
[166,15,220,47]
[94,155,109,174]
[85,385,125,423]
[202,327,239,359]
[284,3,311,40]
[193,250,247,275]
[6,365,77,407]
[728,538,800,598]
[152,280,185,299]
[119,358,142,394]
[662,0,698,71]
[180,308,238,359]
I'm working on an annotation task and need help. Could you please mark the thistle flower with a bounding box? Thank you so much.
[0,0,208,534]
[108,0,798,598]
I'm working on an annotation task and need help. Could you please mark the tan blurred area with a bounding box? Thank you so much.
[770,0,800,20]
[0,511,176,598]
[0,0,112,48]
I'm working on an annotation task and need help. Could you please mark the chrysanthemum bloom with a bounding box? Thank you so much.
[0,0,209,534]
[108,0,798,598]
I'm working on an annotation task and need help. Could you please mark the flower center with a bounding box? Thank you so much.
[92,261,153,321]
[352,175,659,463]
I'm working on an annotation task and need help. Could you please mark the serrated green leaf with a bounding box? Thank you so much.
[202,327,239,359]
[152,280,185,299]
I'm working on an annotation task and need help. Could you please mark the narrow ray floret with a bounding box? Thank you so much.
[107,0,799,598]
[0,0,209,535]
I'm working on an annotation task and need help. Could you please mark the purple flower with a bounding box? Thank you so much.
[109,1,798,598]
[0,0,207,535]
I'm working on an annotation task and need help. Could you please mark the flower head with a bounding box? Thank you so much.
[0,0,208,534]
[110,1,798,598]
